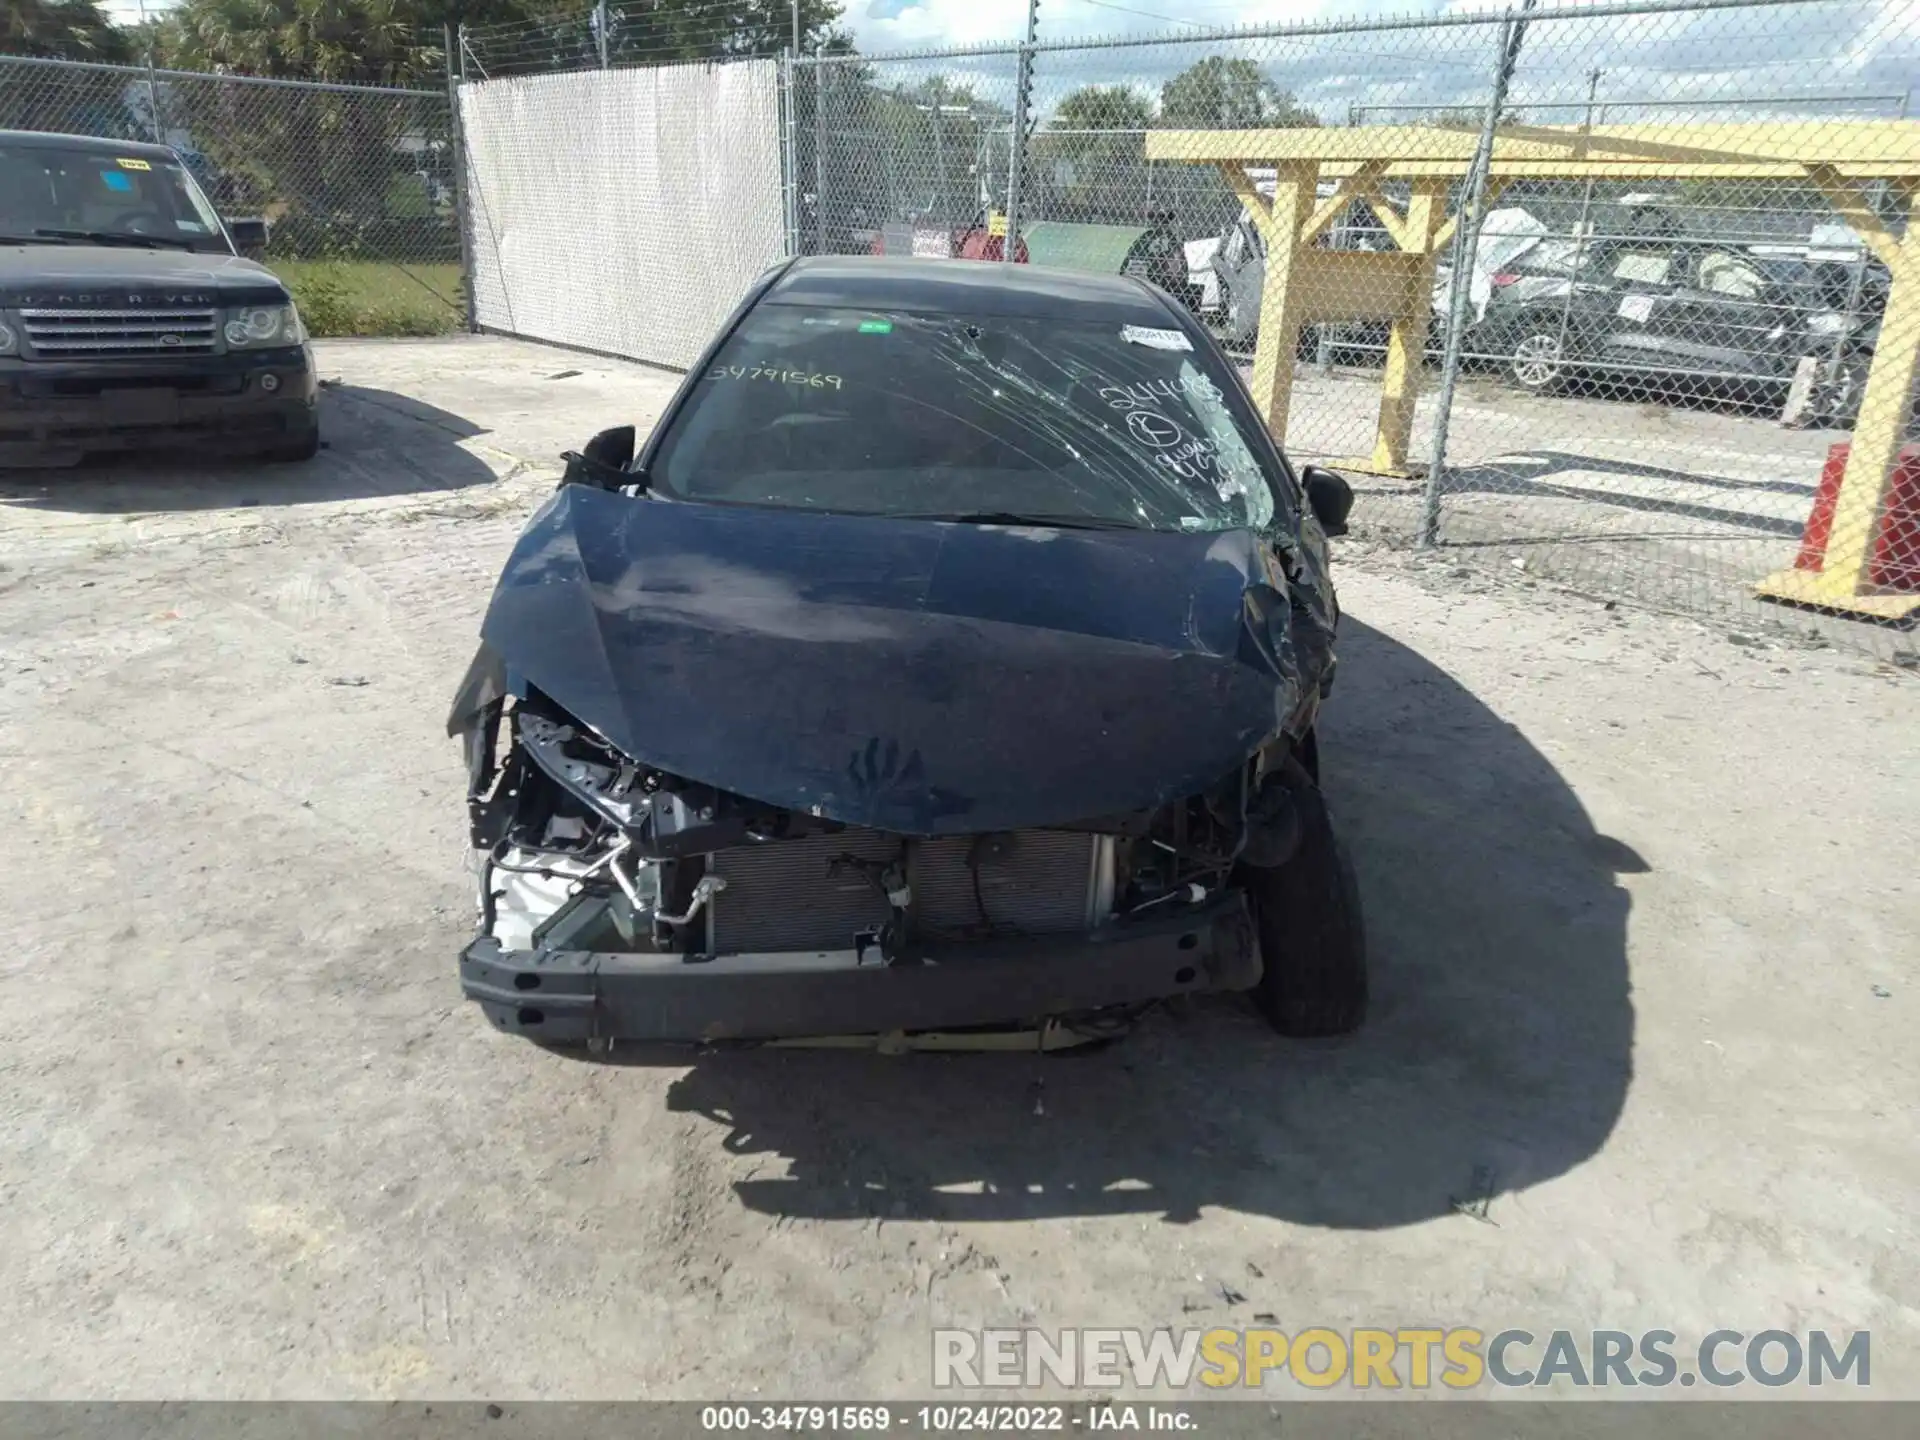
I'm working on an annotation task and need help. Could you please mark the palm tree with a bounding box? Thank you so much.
[1,0,132,62]
[162,0,426,87]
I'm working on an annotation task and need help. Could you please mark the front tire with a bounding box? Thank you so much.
[264,424,320,463]
[1241,763,1368,1037]
[1509,327,1567,394]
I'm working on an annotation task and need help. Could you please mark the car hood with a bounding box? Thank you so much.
[465,485,1326,835]
[0,244,287,306]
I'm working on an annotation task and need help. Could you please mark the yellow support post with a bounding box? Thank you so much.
[1239,161,1318,442]
[1360,193,1414,252]
[1222,163,1277,245]
[1368,177,1450,476]
[1300,160,1388,246]
[1755,183,1920,620]
[1804,165,1900,269]
[1141,123,1920,610]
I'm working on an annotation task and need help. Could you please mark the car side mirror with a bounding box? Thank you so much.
[1302,465,1353,538]
[561,425,636,490]
[226,216,268,252]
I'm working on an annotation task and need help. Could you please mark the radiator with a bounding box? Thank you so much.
[707,829,1100,953]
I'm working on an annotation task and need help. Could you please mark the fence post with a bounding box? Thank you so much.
[1554,68,1603,365]
[781,51,801,259]
[1002,0,1040,263]
[447,23,478,333]
[813,46,827,255]
[1003,45,1033,261]
[1418,0,1536,548]
[142,48,165,143]
[595,0,609,68]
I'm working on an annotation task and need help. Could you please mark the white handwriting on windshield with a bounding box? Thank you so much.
[1125,410,1184,448]
[1152,437,1250,504]
[1096,374,1223,411]
[707,364,843,389]
[1156,437,1217,477]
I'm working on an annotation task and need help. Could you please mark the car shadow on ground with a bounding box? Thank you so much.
[592,617,1641,1231]
[0,384,496,515]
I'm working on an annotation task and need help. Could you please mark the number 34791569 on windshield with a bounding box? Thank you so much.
[707,364,843,389]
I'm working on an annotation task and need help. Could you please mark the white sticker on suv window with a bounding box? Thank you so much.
[1121,325,1192,352]
[1618,294,1656,324]
[1612,253,1670,285]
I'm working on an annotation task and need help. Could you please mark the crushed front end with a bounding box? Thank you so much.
[447,436,1338,1048]
[452,672,1268,1046]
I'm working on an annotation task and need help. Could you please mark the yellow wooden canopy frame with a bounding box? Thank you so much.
[1144,122,1920,621]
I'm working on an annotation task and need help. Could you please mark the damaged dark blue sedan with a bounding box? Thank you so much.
[448,256,1364,1050]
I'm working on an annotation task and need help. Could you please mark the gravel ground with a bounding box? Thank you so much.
[0,336,1913,1400]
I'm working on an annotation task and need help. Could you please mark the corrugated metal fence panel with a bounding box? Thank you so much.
[459,60,786,369]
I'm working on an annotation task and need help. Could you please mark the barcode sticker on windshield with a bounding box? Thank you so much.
[1121,325,1193,352]
[116,158,152,171]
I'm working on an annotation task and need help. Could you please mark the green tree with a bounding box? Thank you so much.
[1,0,130,61]
[1157,57,1316,130]
[161,0,432,86]
[157,0,848,87]
[1149,59,1315,238]
[608,0,843,64]
[870,76,999,226]
[1052,83,1153,134]
[1033,83,1151,223]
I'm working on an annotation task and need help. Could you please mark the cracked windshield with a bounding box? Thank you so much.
[651,304,1282,533]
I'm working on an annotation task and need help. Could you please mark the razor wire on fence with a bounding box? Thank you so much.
[458,0,822,80]
[0,52,463,336]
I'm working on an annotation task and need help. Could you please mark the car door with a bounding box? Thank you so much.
[1664,248,1798,381]
[1589,242,1688,377]
[1213,214,1265,344]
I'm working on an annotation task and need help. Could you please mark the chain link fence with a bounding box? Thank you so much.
[790,0,1919,652]
[0,52,463,337]
[458,0,810,79]
[7,1,1915,650]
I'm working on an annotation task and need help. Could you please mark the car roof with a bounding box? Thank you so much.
[0,129,179,162]
[763,255,1176,324]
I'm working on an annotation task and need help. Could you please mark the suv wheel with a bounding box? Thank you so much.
[266,425,321,464]
[1240,760,1368,1037]
[1509,328,1567,393]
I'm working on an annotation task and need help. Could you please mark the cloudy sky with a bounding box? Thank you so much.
[846,0,1916,127]
[93,0,1916,123]
[850,0,1400,51]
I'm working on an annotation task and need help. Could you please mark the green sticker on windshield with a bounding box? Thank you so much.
[857,319,893,334]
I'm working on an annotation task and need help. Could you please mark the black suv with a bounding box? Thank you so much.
[1,130,318,466]
[1469,232,1882,409]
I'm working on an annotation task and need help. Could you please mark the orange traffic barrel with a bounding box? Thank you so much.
[1794,441,1920,592]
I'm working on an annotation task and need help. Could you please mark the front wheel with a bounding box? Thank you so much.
[264,424,320,463]
[1509,328,1568,394]
[1240,762,1368,1037]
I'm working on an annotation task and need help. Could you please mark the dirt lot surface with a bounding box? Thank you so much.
[2,336,1914,1399]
